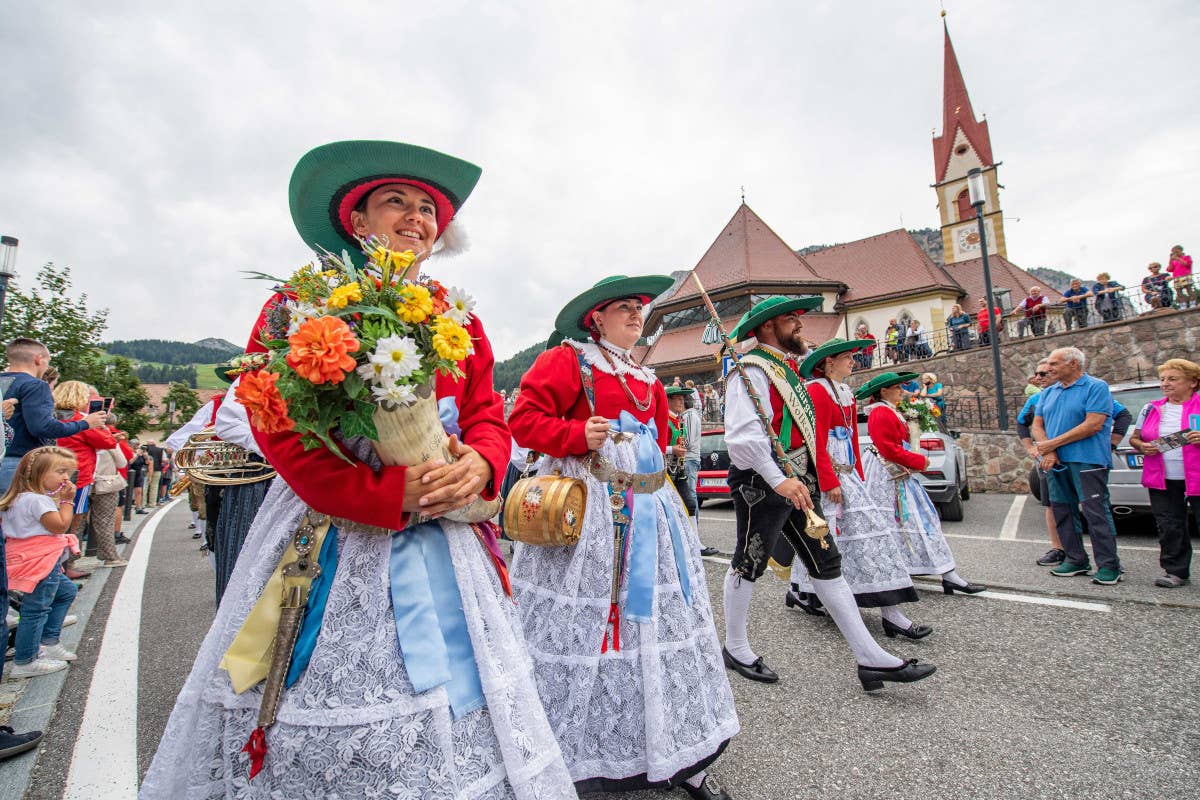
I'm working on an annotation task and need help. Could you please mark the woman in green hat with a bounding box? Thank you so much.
[788,341,930,639]
[141,142,576,800]
[857,373,985,596]
[508,276,738,800]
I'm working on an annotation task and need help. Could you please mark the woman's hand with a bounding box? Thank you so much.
[584,416,611,450]
[672,444,687,456]
[826,485,843,505]
[406,435,494,518]
[1185,431,1200,446]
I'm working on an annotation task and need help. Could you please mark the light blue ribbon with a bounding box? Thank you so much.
[830,425,854,468]
[286,526,340,687]
[388,522,485,719]
[611,411,692,623]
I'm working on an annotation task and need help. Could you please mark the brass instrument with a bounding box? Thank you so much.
[173,428,277,486]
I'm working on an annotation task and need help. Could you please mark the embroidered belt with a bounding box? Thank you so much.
[832,462,853,474]
[588,456,666,494]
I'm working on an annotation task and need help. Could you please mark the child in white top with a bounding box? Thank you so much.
[0,446,81,677]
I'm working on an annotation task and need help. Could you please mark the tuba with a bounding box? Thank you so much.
[172,427,277,487]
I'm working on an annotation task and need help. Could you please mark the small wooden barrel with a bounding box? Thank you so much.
[503,472,587,547]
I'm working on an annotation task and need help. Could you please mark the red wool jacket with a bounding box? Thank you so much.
[244,293,510,532]
[508,344,669,457]
[866,405,928,472]
[57,413,118,488]
[808,381,865,492]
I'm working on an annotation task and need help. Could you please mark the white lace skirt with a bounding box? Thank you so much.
[508,438,739,785]
[789,466,918,606]
[139,478,576,800]
[861,451,956,576]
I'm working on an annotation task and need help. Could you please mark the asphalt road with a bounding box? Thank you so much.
[12,493,1200,799]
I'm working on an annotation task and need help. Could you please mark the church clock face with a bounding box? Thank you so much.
[956,226,981,253]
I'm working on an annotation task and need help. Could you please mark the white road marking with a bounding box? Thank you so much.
[913,582,1111,612]
[64,498,182,800]
[703,555,732,565]
[999,495,1026,540]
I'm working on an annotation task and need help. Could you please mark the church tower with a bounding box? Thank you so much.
[933,18,1007,263]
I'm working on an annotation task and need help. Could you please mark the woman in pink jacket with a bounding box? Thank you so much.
[1129,358,1200,588]
[1168,245,1194,308]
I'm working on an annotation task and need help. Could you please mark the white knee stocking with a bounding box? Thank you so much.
[809,577,903,669]
[722,569,757,665]
[942,569,968,587]
[879,605,912,629]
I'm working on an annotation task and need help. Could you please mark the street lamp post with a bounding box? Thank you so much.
[0,236,17,325]
[966,168,1008,430]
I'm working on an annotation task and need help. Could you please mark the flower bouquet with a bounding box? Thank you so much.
[237,236,500,524]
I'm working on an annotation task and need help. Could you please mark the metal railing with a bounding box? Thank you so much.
[940,394,1030,431]
[850,284,1190,372]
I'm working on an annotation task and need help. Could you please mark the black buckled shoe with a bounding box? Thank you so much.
[882,618,933,639]
[942,579,986,595]
[858,658,937,691]
[784,590,826,617]
[722,647,779,683]
[680,775,732,800]
[699,546,721,557]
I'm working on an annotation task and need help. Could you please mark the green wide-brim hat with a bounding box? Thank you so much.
[554,274,675,340]
[854,371,920,401]
[799,337,875,378]
[729,295,824,343]
[664,385,691,397]
[289,140,482,255]
[213,364,235,384]
[546,330,564,350]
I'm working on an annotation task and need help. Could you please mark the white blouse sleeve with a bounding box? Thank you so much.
[214,379,262,456]
[724,365,787,489]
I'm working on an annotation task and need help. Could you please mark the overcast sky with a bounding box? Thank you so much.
[2,1,1198,359]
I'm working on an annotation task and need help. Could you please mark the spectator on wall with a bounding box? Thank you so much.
[1092,273,1124,323]
[1142,262,1174,309]
[1014,286,1050,337]
[1168,245,1194,309]
[946,304,972,351]
[884,319,901,363]
[976,298,1002,347]
[853,323,877,368]
[1060,279,1092,331]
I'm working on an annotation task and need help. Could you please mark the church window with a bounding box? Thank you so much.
[956,188,974,221]
[955,143,969,155]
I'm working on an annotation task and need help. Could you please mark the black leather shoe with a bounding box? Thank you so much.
[699,546,721,557]
[784,590,826,617]
[680,775,732,800]
[942,579,986,595]
[858,658,936,691]
[722,647,779,683]
[882,618,933,639]
[114,534,131,544]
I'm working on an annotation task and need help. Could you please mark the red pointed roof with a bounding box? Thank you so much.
[933,22,994,183]
[658,203,839,307]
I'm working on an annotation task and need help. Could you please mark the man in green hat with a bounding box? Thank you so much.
[722,297,935,691]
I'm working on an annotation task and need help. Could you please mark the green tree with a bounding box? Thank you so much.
[97,357,151,436]
[0,262,109,381]
[163,382,202,427]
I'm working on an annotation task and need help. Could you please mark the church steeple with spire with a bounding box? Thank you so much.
[933,15,1007,263]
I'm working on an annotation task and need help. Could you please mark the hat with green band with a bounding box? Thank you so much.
[664,385,691,397]
[729,295,824,343]
[853,371,920,402]
[288,140,482,256]
[798,337,876,378]
[554,274,675,341]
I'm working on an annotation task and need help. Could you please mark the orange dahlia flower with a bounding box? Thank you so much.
[286,315,360,384]
[235,370,294,434]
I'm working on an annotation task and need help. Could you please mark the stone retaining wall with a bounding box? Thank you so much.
[955,429,1031,494]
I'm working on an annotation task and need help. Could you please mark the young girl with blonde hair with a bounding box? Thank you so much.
[0,446,82,677]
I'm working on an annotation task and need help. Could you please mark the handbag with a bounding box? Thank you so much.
[92,450,128,494]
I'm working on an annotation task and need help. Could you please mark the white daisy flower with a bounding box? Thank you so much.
[370,335,421,379]
[356,361,387,385]
[443,286,476,325]
[287,301,322,335]
[372,382,417,407]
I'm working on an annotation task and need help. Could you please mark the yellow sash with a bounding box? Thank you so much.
[220,515,333,694]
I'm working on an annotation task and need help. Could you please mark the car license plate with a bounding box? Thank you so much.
[700,478,727,488]
[1126,454,1143,468]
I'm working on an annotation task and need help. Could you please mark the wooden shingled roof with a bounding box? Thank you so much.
[802,229,961,307]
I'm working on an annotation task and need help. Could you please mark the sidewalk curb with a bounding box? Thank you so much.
[911,577,1200,611]
[0,503,172,800]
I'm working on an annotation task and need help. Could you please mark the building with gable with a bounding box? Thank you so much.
[640,19,1058,381]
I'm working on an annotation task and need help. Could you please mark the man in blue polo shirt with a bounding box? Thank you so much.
[1032,346,1122,584]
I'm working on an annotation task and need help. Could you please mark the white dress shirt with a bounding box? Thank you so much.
[214,379,263,456]
[724,362,787,489]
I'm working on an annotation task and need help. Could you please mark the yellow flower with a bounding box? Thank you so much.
[326,282,363,310]
[395,283,434,324]
[431,316,472,362]
[365,241,418,283]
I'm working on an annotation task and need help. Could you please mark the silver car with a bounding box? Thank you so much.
[857,415,970,522]
[1107,380,1163,517]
